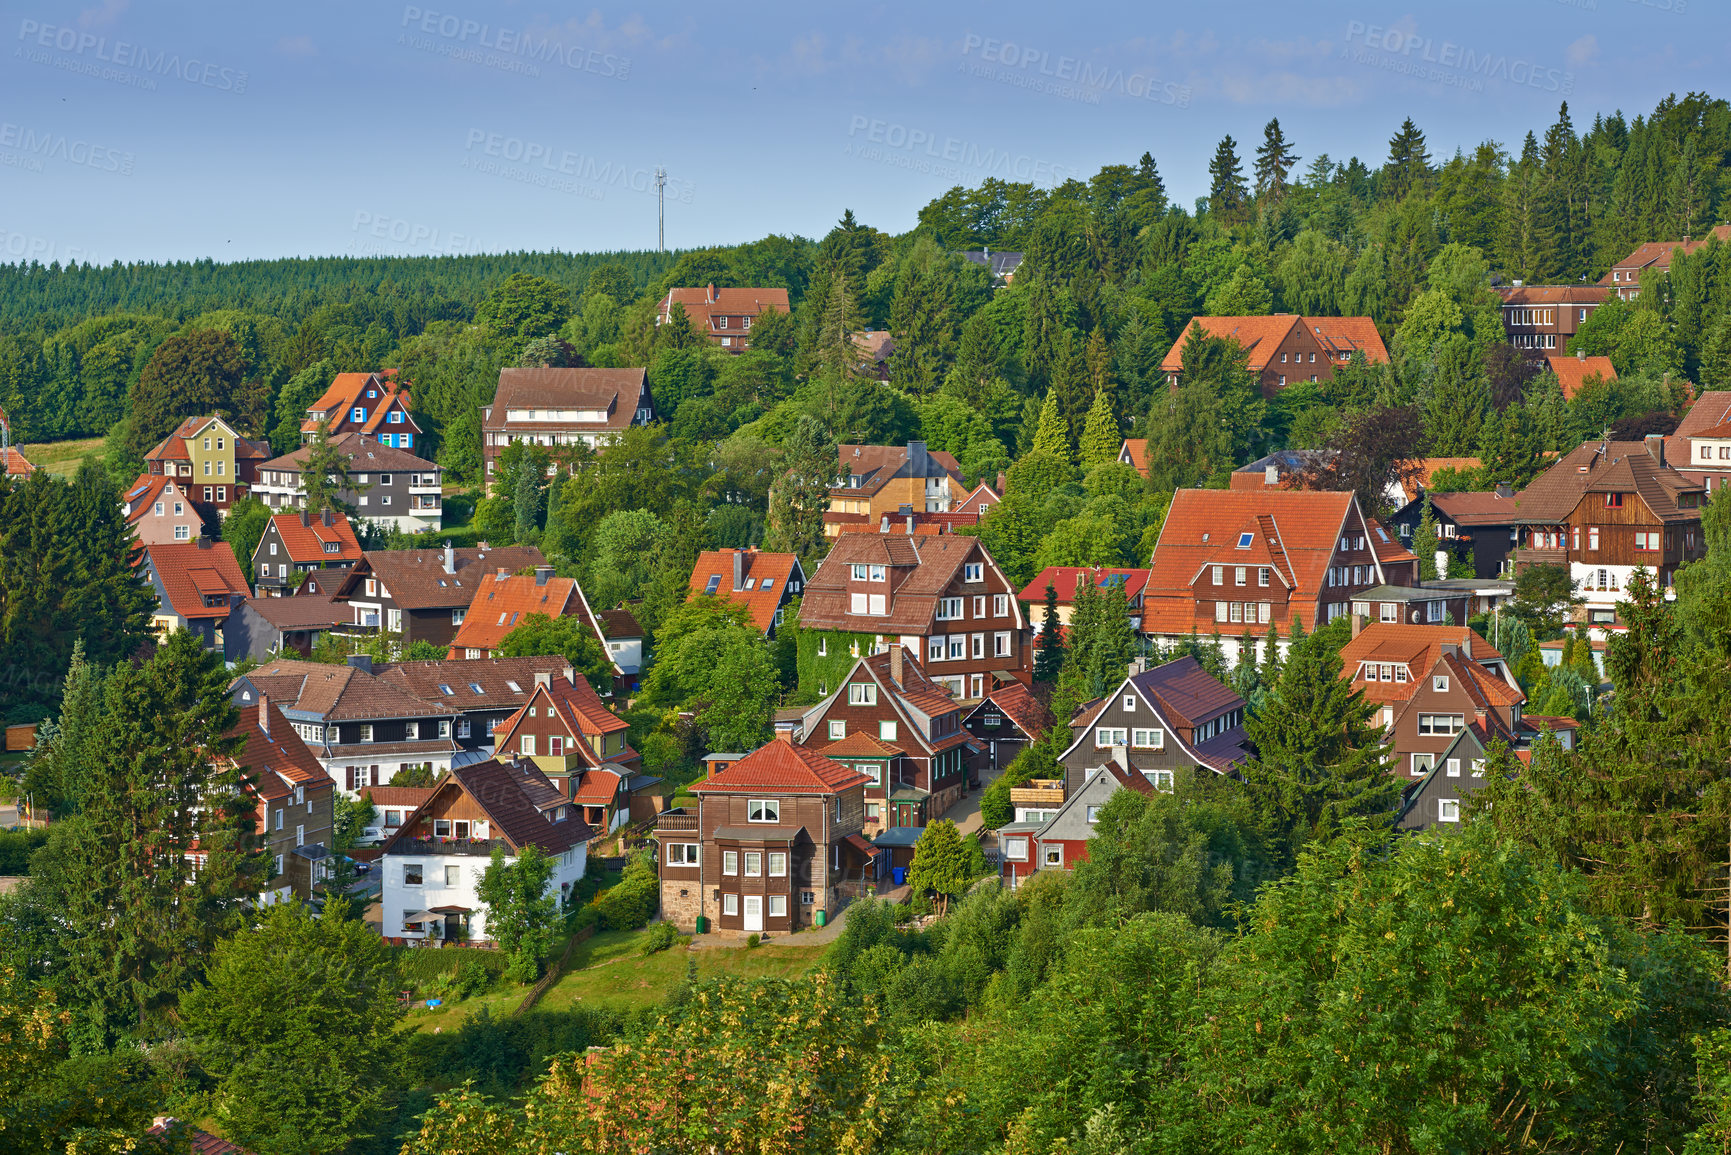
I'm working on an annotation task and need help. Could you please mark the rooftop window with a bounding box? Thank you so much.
[1236,532,1254,548]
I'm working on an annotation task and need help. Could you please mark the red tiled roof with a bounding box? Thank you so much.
[1307,316,1390,363]
[1337,624,1514,706]
[1509,440,1702,525]
[145,541,251,621]
[122,473,174,522]
[302,371,412,436]
[227,702,329,805]
[1119,438,1149,477]
[1675,392,1731,440]
[692,740,868,795]
[1601,226,1731,279]
[269,511,363,565]
[448,570,602,656]
[661,285,791,336]
[798,534,1014,635]
[330,546,544,612]
[484,368,648,435]
[1545,355,1617,401]
[1402,458,1482,502]
[1158,315,1388,374]
[1367,520,1419,567]
[259,431,430,476]
[1017,566,1149,606]
[969,681,1052,740]
[572,767,625,805]
[822,733,905,758]
[1426,490,1522,526]
[1498,284,1612,306]
[144,415,272,464]
[688,549,801,634]
[147,1119,254,1154]
[832,443,964,497]
[1,445,34,476]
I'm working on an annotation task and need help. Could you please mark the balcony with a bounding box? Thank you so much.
[1009,779,1065,809]
[656,810,699,833]
[1514,547,1568,567]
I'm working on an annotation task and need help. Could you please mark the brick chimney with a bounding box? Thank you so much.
[258,694,270,737]
[706,282,717,303]
[535,564,553,586]
[889,643,903,688]
[322,507,334,527]
[1351,612,1366,638]
[1645,434,1665,467]
[301,509,311,527]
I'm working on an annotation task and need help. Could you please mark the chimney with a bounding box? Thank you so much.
[443,543,455,575]
[1576,348,1585,361]
[1512,278,1523,287]
[534,671,551,688]
[1645,434,1665,467]
[906,440,931,479]
[706,282,717,303]
[996,470,1007,493]
[258,693,270,737]
[562,665,576,685]
[1128,655,1149,677]
[1265,464,1279,486]
[879,515,891,533]
[196,535,211,549]
[346,653,373,675]
[1684,235,1692,245]
[732,550,744,591]
[301,509,311,527]
[774,728,795,744]
[1111,743,1128,771]
[322,507,334,527]
[1351,612,1366,639]
[534,565,553,586]
[1494,482,1514,499]
[905,515,915,535]
[889,644,903,688]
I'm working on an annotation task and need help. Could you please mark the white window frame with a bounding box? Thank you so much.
[748,799,780,824]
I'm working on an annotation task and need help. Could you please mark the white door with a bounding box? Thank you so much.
[743,895,763,932]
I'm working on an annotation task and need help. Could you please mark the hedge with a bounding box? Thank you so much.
[0,828,49,875]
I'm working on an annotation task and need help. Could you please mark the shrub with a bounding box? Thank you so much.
[0,828,49,874]
[639,921,681,955]
[746,933,760,948]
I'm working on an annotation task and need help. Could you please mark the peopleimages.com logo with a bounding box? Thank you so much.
[845,115,1077,185]
[960,33,1190,107]
[399,7,630,80]
[16,19,249,93]
[0,122,134,175]
[1341,21,1574,95]
[461,129,692,202]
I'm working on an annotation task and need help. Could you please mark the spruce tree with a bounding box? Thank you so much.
[1415,495,1441,582]
[23,640,105,817]
[1032,392,1072,464]
[1237,621,1397,866]
[1078,386,1120,472]
[1383,117,1433,200]
[1208,136,1248,220]
[1034,582,1066,683]
[1253,118,1299,201]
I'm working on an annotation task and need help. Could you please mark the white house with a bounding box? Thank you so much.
[380,760,590,943]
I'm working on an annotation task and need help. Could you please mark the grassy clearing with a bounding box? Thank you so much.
[18,438,104,478]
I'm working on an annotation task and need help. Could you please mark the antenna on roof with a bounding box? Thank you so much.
[653,167,667,253]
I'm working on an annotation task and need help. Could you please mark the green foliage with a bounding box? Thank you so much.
[641,597,777,750]
[593,851,659,931]
[475,273,573,340]
[220,495,271,574]
[1511,562,1583,639]
[495,613,612,696]
[907,820,971,911]
[477,844,560,984]
[125,328,247,459]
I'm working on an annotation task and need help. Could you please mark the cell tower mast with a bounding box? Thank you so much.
[654,167,667,252]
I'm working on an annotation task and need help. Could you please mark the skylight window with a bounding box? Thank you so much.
[1376,528,1389,542]
[438,684,454,696]
[705,574,721,594]
[506,680,522,693]
[1236,532,1254,548]
[469,683,484,694]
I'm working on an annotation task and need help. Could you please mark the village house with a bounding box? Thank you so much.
[142,415,271,520]
[596,608,646,690]
[250,509,362,597]
[1396,714,1579,833]
[999,757,1155,890]
[1337,621,1524,779]
[957,249,1023,283]
[0,406,33,477]
[1390,487,1523,579]
[656,283,791,351]
[480,367,654,486]
[380,760,591,944]
[222,594,345,663]
[1160,314,1389,396]
[302,370,421,450]
[1498,284,1610,352]
[1600,226,1731,300]
[797,532,1031,701]
[852,329,895,380]
[794,647,969,834]
[228,698,336,904]
[446,565,623,688]
[1018,566,1150,633]
[490,671,658,832]
[1546,350,1618,400]
[122,475,213,546]
[377,654,601,759]
[253,433,443,533]
[1117,438,1149,478]
[329,544,544,649]
[1058,656,1251,795]
[653,739,873,936]
[1140,489,1420,662]
[139,537,252,650]
[1508,437,1705,634]
[822,441,970,538]
[960,681,1051,782]
[688,548,806,637]
[1669,391,1731,496]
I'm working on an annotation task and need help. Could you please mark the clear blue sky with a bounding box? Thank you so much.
[0,0,1722,264]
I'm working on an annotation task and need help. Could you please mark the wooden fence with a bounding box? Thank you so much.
[515,924,595,1016]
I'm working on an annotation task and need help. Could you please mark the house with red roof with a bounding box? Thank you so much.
[0,405,32,478]
[822,441,971,538]
[491,672,651,833]
[1159,314,1388,397]
[792,647,969,833]
[688,548,806,637]
[225,697,336,904]
[1337,621,1524,779]
[1545,351,1617,401]
[250,509,363,597]
[302,370,421,450]
[142,414,271,522]
[1601,225,1731,300]
[652,737,873,936]
[1499,283,1610,352]
[447,564,622,687]
[1141,489,1420,661]
[254,433,443,534]
[480,367,655,487]
[121,473,213,546]
[657,283,791,352]
[140,537,253,650]
[1669,390,1731,496]
[147,1118,254,1154]
[1018,566,1150,633]
[1118,438,1149,478]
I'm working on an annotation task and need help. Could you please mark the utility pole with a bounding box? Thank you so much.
[654,167,666,253]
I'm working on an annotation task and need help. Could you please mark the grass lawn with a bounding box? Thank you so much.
[407,926,827,1031]
[19,437,104,479]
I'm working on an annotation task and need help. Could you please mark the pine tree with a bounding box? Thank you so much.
[764,415,836,565]
[1415,495,1441,582]
[1383,117,1433,200]
[1253,118,1299,201]
[1237,621,1397,867]
[23,640,105,816]
[1032,391,1072,464]
[1137,151,1167,202]
[1034,582,1066,682]
[513,460,542,544]
[1208,136,1248,220]
[301,422,365,515]
[1078,386,1120,472]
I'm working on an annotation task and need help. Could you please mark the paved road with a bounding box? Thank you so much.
[935,762,1006,838]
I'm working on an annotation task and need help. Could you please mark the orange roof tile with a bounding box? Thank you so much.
[687,549,802,634]
[1118,438,1149,477]
[144,540,251,621]
[1,445,35,476]
[1337,623,1515,707]
[227,702,329,806]
[572,767,625,805]
[448,570,607,662]
[1158,315,1387,374]
[269,511,363,565]
[661,285,791,336]
[692,740,867,795]
[1545,355,1617,401]
[822,733,905,758]
[1403,458,1482,502]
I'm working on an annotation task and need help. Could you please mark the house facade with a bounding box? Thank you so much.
[447,566,623,688]
[796,532,1031,701]
[139,538,252,650]
[251,510,363,597]
[794,649,969,834]
[377,654,602,759]
[1159,315,1389,396]
[1397,716,1578,832]
[822,441,970,537]
[1057,656,1251,794]
[961,682,1051,780]
[302,370,421,450]
[491,673,644,832]
[253,433,443,533]
[653,739,872,936]
[1141,489,1420,662]
[329,544,545,649]
[1390,488,1522,579]
[223,595,344,663]
[1001,759,1157,888]
[230,699,337,904]
[122,475,214,546]
[1670,391,1731,496]
[143,415,270,520]
[380,760,590,943]
[688,549,806,636]
[1509,437,1705,634]
[1600,226,1731,300]
[656,283,791,351]
[1497,284,1609,352]
[480,367,654,486]
[1018,566,1150,633]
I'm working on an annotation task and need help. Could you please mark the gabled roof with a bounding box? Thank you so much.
[1337,624,1515,706]
[1602,225,1731,277]
[1,445,34,477]
[1118,438,1149,477]
[330,546,545,611]
[822,732,905,758]
[964,682,1052,740]
[1508,440,1702,525]
[496,675,630,749]
[1498,284,1612,306]
[1424,490,1523,526]
[1017,566,1150,606]
[361,785,438,810]
[691,740,867,795]
[302,371,412,436]
[259,431,431,475]
[144,415,271,463]
[687,549,802,634]
[1158,315,1388,373]
[1366,520,1418,567]
[448,569,607,662]
[384,761,592,856]
[1675,392,1731,440]
[144,541,251,622]
[238,594,344,631]
[598,607,643,639]
[485,368,648,432]
[572,766,626,806]
[1545,354,1617,401]
[832,442,964,495]
[1400,458,1482,503]
[227,702,329,804]
[121,473,175,521]
[378,654,574,711]
[799,534,1018,635]
[661,285,791,333]
[267,511,362,564]
[1035,758,1151,843]
[1065,658,1251,774]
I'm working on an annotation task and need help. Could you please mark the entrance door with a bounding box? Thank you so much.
[743,895,763,932]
